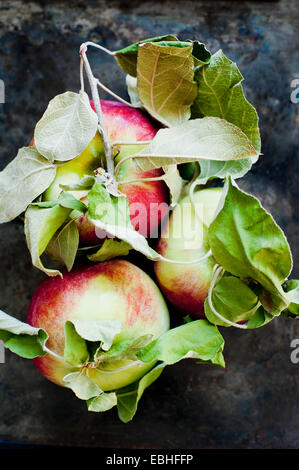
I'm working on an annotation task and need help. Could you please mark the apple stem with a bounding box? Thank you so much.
[80,56,84,92]
[79,43,116,178]
[94,360,144,373]
[43,345,66,363]
[208,265,249,330]
[113,141,152,146]
[120,174,166,185]
[96,79,138,108]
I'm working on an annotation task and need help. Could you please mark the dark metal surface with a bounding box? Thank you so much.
[0,0,298,448]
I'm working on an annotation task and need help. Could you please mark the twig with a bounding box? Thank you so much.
[79,42,115,177]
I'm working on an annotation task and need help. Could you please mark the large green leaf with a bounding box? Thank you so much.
[24,204,70,276]
[116,363,165,423]
[34,91,98,162]
[137,42,197,126]
[129,117,258,172]
[0,310,48,359]
[137,320,225,367]
[208,176,292,315]
[192,50,260,151]
[192,50,260,182]
[0,147,56,223]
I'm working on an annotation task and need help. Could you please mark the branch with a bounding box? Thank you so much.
[79,42,115,177]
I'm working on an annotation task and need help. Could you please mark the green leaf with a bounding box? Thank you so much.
[24,204,70,277]
[58,191,87,213]
[87,238,131,262]
[64,321,89,366]
[204,276,260,327]
[87,392,117,412]
[63,371,102,400]
[0,309,48,359]
[196,158,253,185]
[71,319,122,351]
[102,334,154,363]
[283,280,299,316]
[247,306,274,329]
[34,91,98,162]
[137,42,197,126]
[0,147,57,223]
[130,117,258,172]
[191,50,260,182]
[208,176,292,315]
[46,220,79,272]
[114,34,179,76]
[59,175,96,192]
[192,50,260,152]
[162,165,184,206]
[88,183,160,260]
[188,39,211,68]
[137,320,225,367]
[116,363,165,423]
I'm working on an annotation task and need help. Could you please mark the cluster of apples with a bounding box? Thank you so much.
[28,99,216,391]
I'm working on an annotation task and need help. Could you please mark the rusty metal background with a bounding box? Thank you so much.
[0,0,298,448]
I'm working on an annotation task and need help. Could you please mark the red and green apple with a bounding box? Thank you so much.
[155,188,222,319]
[27,259,170,391]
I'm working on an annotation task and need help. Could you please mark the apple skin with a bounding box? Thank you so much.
[154,188,222,319]
[43,100,169,244]
[27,259,170,391]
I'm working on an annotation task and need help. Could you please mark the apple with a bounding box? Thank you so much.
[42,100,169,245]
[27,259,170,391]
[154,188,222,319]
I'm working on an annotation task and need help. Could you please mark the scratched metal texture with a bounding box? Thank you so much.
[0,0,298,448]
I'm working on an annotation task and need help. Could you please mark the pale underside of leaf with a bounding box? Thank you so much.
[63,371,102,400]
[0,309,43,337]
[71,320,122,351]
[129,117,258,172]
[34,90,98,162]
[0,147,56,223]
